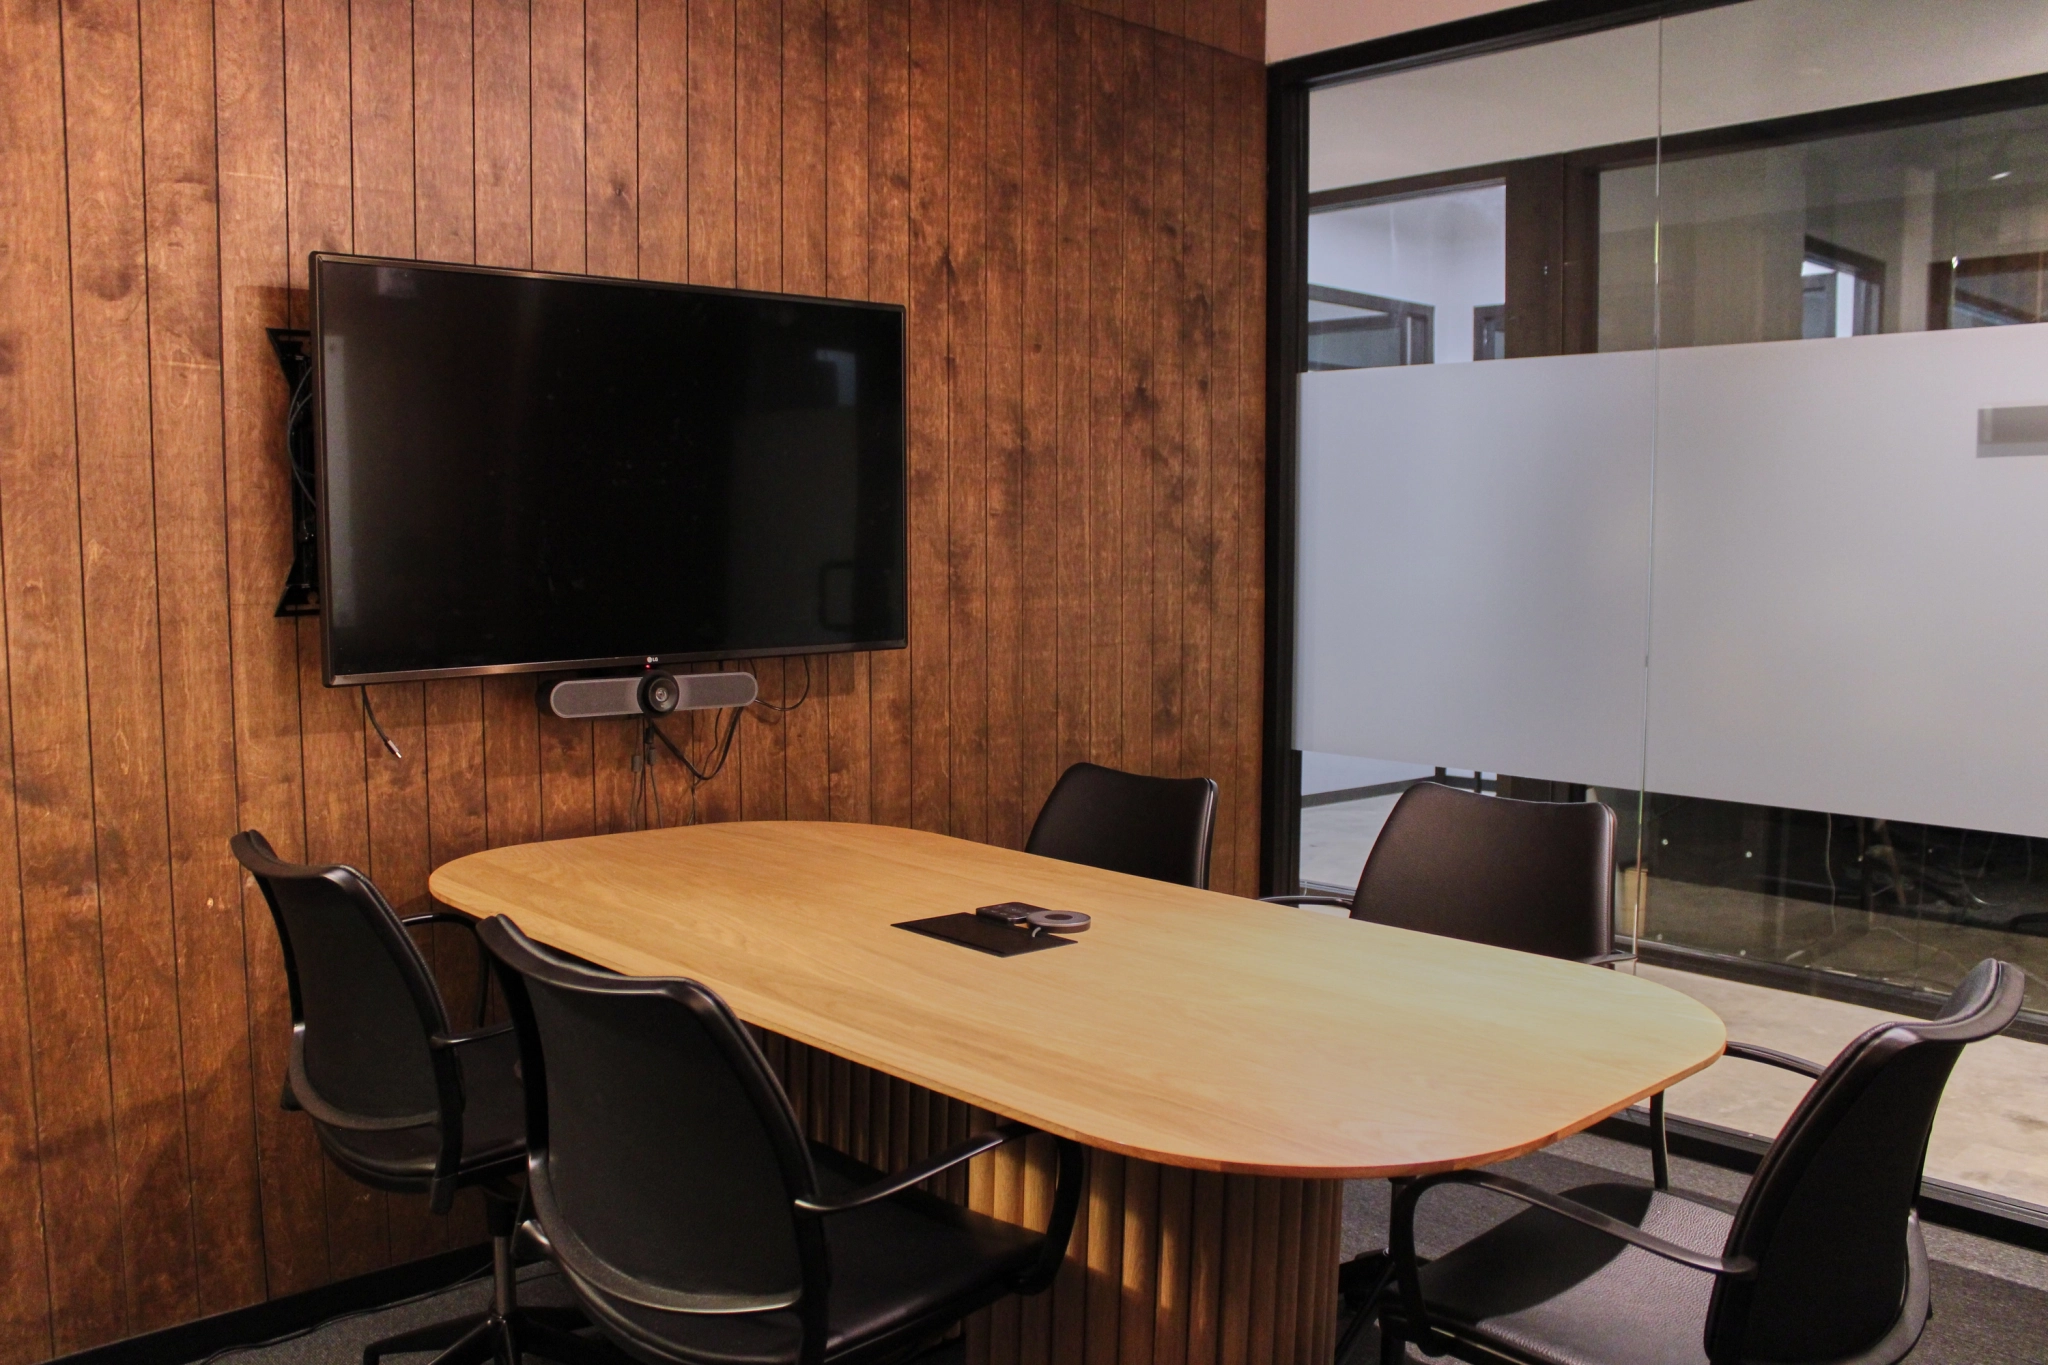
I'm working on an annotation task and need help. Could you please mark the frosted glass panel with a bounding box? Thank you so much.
[1295,354,1653,789]
[1646,324,2048,837]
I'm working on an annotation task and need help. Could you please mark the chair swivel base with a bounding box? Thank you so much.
[365,1187,610,1365]
[364,1304,612,1365]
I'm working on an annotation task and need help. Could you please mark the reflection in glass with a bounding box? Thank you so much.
[1306,183,1506,369]
[1601,103,2048,351]
[1306,286,1434,369]
[1626,797,2048,1016]
[1935,249,2048,326]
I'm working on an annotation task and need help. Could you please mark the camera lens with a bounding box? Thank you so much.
[640,673,679,714]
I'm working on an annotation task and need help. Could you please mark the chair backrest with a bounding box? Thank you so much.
[1348,782,1616,960]
[230,830,449,1130]
[478,916,824,1318]
[1024,762,1219,889]
[1706,958,2023,1362]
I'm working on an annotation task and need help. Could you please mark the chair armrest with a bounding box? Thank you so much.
[402,910,480,930]
[1724,1040,1824,1078]
[1387,1169,1755,1355]
[1259,894,1353,909]
[1581,950,1635,967]
[430,1022,515,1050]
[1394,1170,1756,1281]
[404,911,492,1027]
[795,1121,1034,1213]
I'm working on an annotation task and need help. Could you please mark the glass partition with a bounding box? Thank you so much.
[1635,0,2048,1034]
[1300,21,1660,903]
[1298,0,2048,1217]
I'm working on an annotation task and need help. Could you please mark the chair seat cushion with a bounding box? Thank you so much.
[569,1147,1045,1365]
[315,1028,526,1187]
[1384,1183,1728,1365]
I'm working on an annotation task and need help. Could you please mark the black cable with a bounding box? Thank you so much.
[752,656,812,712]
[361,688,403,759]
[701,707,744,784]
[627,722,648,831]
[649,705,743,788]
[649,748,665,827]
[283,368,317,507]
[627,717,670,832]
[648,716,691,769]
[625,661,808,821]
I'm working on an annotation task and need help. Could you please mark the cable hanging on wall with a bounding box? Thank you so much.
[623,661,812,830]
[361,688,403,760]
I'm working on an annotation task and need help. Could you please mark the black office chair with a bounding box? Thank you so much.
[1025,761,1219,889]
[477,914,1087,1365]
[1374,957,2023,1365]
[232,831,590,1365]
[1267,780,1625,965]
[1270,781,1644,1350]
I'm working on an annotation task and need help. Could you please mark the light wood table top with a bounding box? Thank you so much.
[430,821,1724,1178]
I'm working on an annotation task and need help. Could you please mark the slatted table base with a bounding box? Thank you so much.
[760,1033,1342,1365]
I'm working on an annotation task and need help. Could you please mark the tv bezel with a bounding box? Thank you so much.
[310,252,910,687]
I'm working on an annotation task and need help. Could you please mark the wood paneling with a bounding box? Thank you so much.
[0,0,1264,1355]
[1069,0,1263,68]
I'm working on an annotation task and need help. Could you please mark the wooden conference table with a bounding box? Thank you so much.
[430,821,1723,1365]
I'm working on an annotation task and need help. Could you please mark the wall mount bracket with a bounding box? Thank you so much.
[268,327,320,618]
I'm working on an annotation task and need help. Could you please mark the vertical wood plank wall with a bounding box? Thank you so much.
[0,0,1266,1357]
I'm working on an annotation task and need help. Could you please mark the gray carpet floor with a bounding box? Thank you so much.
[193,1132,2048,1365]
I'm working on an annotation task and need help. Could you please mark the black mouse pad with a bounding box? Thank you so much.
[894,913,1073,957]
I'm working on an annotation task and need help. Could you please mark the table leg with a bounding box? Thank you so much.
[762,1034,1342,1365]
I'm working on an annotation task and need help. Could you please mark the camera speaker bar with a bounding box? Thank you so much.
[544,671,760,720]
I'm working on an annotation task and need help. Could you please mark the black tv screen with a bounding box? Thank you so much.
[311,254,907,685]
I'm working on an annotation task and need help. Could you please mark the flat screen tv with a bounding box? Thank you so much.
[311,254,907,686]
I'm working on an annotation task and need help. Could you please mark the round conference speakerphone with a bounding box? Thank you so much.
[975,902,1092,934]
